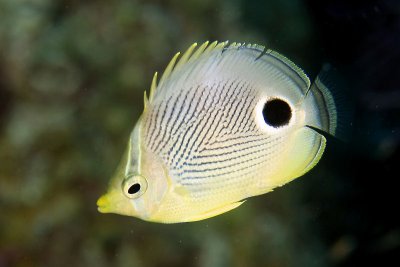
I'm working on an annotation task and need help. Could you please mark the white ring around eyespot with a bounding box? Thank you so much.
[254,96,296,133]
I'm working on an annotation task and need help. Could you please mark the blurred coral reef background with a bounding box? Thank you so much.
[0,0,399,267]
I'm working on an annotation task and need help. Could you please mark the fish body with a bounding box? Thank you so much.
[97,41,337,223]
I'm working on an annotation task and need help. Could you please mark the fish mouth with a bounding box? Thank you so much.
[96,195,111,213]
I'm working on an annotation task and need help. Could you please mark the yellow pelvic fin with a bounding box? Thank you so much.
[185,201,245,222]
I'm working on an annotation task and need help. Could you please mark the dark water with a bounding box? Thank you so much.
[0,0,399,266]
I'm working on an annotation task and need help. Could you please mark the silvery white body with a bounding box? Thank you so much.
[97,42,337,223]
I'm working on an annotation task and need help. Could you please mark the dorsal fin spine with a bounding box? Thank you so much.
[147,41,233,103]
[265,49,310,88]
[143,90,149,109]
[190,41,209,60]
[203,41,218,54]
[217,41,229,51]
[158,52,181,89]
[174,43,198,71]
[149,72,158,102]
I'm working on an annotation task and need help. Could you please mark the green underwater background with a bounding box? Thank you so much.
[0,0,399,266]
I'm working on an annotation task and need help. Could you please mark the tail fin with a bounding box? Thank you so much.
[310,74,337,136]
[304,65,352,141]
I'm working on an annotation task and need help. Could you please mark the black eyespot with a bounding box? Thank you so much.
[262,99,292,127]
[128,183,141,195]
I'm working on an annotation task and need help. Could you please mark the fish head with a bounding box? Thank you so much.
[97,119,171,221]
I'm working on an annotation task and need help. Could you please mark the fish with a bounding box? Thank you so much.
[97,41,338,223]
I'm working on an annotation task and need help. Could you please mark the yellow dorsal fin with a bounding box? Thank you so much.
[147,41,309,104]
[248,43,265,51]
[158,52,181,89]
[173,43,198,71]
[143,90,149,110]
[215,40,228,51]
[203,40,218,53]
[264,49,310,88]
[149,72,158,102]
[189,41,209,60]
[148,41,230,102]
[229,42,240,49]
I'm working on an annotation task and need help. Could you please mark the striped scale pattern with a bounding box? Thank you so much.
[143,78,284,199]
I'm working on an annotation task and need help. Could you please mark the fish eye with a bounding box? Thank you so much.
[262,98,292,127]
[122,174,148,199]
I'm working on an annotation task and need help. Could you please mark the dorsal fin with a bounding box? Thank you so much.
[173,43,198,71]
[143,90,149,110]
[149,72,158,102]
[264,49,310,90]
[148,41,310,102]
[158,52,180,89]
[149,41,230,102]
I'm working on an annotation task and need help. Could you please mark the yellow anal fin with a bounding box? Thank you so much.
[185,201,245,222]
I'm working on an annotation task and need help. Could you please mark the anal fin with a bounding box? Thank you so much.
[185,201,245,222]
